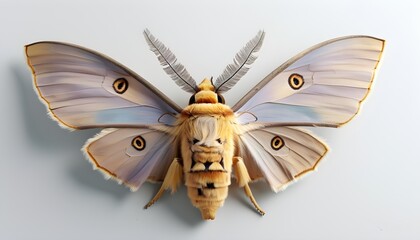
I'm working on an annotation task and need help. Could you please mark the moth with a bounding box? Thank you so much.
[25,29,385,220]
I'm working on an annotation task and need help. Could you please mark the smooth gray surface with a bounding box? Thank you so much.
[2,0,420,239]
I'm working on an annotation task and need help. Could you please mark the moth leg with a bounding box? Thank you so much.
[144,158,183,209]
[233,157,265,216]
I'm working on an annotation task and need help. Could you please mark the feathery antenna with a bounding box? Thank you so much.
[214,31,265,93]
[143,29,198,93]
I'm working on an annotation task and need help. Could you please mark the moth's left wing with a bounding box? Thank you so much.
[84,127,176,191]
[233,36,385,127]
[25,42,181,130]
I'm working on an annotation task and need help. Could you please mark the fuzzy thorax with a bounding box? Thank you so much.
[180,103,234,118]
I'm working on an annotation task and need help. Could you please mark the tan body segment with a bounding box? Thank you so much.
[145,80,264,220]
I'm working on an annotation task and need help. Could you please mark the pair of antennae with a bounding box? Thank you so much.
[143,29,265,94]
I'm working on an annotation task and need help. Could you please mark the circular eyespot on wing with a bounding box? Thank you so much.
[132,135,146,151]
[271,136,284,150]
[288,73,304,90]
[113,78,129,94]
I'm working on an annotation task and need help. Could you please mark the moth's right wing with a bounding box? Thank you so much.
[233,36,385,127]
[237,126,328,192]
[84,127,176,191]
[25,42,181,130]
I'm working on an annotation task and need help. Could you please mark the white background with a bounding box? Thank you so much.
[1,0,420,239]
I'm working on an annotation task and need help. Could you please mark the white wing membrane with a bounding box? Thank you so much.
[26,42,181,129]
[238,126,328,192]
[84,128,176,191]
[234,36,385,127]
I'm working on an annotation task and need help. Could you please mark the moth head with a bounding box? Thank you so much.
[189,78,225,105]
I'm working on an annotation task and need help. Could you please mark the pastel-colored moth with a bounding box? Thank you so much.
[25,29,385,220]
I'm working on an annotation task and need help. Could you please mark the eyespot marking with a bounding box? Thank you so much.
[113,78,129,94]
[132,135,146,151]
[271,136,284,150]
[288,73,304,90]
